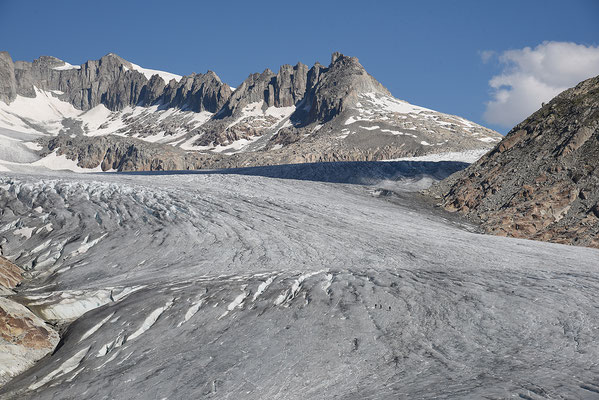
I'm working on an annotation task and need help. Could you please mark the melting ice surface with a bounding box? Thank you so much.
[0,162,598,399]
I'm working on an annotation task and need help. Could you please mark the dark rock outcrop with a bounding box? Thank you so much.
[44,134,209,172]
[158,71,232,112]
[0,52,17,103]
[299,53,390,124]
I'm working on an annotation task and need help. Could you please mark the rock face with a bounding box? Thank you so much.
[45,134,199,172]
[216,62,309,118]
[0,52,17,104]
[159,71,232,113]
[5,53,233,113]
[300,52,390,124]
[0,257,59,387]
[432,74,599,248]
[40,132,485,172]
[0,297,60,387]
[0,298,58,352]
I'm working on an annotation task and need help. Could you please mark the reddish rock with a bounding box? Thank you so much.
[0,257,22,289]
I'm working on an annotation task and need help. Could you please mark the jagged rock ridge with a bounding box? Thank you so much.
[0,51,502,172]
[0,52,232,113]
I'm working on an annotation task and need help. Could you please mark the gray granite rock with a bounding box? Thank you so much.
[6,52,232,113]
[159,71,232,112]
[299,53,391,124]
[0,52,17,104]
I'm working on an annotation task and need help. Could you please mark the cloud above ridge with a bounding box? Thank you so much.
[483,41,599,128]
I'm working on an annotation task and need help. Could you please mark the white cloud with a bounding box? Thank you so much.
[479,50,495,64]
[483,41,599,128]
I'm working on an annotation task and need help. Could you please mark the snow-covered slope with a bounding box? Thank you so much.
[0,128,110,173]
[126,61,182,83]
[344,92,500,146]
[0,87,500,173]
[0,88,81,134]
[0,166,598,398]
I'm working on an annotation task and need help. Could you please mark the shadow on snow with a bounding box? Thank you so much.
[118,160,469,185]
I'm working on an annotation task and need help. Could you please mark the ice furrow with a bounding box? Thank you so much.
[28,347,90,391]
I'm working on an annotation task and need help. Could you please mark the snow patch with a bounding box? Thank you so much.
[384,149,490,163]
[275,270,326,306]
[14,226,35,239]
[253,277,275,301]
[322,274,333,292]
[359,92,432,114]
[23,286,144,321]
[32,151,104,173]
[128,299,173,341]
[219,288,248,318]
[0,88,81,134]
[177,298,204,327]
[128,62,182,83]
[479,137,500,143]
[36,223,54,234]
[69,234,108,257]
[97,331,126,357]
[380,129,405,135]
[52,62,81,71]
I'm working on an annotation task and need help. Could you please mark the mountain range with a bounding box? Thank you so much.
[0,51,501,172]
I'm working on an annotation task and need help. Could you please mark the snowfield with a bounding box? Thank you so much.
[0,163,598,399]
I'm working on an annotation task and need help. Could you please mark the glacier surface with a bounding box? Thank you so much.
[0,163,598,399]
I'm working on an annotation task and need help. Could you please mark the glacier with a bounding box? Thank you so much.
[0,162,598,399]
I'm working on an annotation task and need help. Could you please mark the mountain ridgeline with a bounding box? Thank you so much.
[0,51,501,171]
[0,51,377,121]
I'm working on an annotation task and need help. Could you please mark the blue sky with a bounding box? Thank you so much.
[1,0,598,133]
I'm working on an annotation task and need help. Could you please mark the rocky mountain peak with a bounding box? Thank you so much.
[95,53,133,72]
[32,56,67,69]
[101,52,127,63]
[158,70,232,113]
[205,70,222,82]
[0,51,235,113]
[331,51,344,64]
[298,51,390,124]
